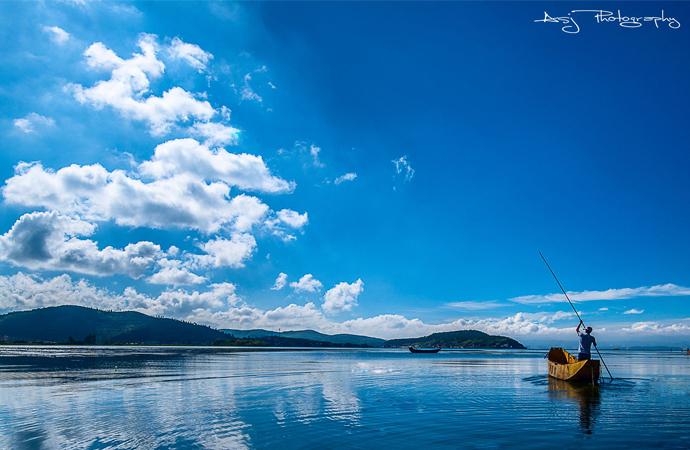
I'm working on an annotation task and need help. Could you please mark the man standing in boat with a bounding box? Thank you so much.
[576,322,597,361]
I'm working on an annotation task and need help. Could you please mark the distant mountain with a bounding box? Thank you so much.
[221,328,385,347]
[0,305,227,345]
[384,330,526,349]
[0,306,375,347]
[0,306,525,350]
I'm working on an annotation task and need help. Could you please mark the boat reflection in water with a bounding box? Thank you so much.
[548,377,601,435]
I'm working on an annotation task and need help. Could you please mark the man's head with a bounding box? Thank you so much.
[585,326,593,334]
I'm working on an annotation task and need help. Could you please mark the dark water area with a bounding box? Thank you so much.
[1,347,689,449]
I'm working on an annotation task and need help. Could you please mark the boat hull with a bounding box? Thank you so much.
[547,347,600,383]
[408,346,441,354]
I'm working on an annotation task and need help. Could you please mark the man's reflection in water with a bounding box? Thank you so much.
[548,378,601,434]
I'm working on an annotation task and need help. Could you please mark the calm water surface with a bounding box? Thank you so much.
[1,346,689,449]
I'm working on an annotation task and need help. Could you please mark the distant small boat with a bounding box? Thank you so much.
[547,347,600,383]
[409,346,441,354]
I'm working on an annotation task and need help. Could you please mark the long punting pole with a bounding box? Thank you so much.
[538,251,614,380]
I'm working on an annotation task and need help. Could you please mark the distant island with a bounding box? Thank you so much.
[385,330,525,349]
[0,305,525,349]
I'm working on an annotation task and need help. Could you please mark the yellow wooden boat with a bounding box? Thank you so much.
[547,347,600,383]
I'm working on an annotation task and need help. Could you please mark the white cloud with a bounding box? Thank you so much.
[148,267,206,286]
[168,37,213,72]
[271,272,287,290]
[290,274,322,293]
[240,73,262,103]
[226,194,271,232]
[13,113,55,134]
[192,234,257,269]
[392,155,415,182]
[309,145,325,168]
[3,162,243,233]
[323,279,364,314]
[334,172,357,185]
[0,273,123,313]
[336,312,572,340]
[0,211,266,284]
[0,211,161,278]
[70,34,215,135]
[42,25,70,45]
[276,209,308,228]
[139,138,293,194]
[264,209,308,242]
[624,308,645,315]
[445,300,508,311]
[621,320,690,335]
[189,121,240,147]
[511,284,690,304]
[2,150,284,234]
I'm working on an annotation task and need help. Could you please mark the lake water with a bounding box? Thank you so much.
[1,347,689,449]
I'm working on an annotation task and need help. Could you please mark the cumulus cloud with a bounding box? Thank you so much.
[0,211,161,278]
[511,284,690,304]
[139,138,293,194]
[334,172,357,185]
[519,310,578,323]
[192,234,257,269]
[0,273,124,313]
[0,273,247,326]
[322,279,364,314]
[0,211,271,283]
[624,308,644,315]
[148,266,206,286]
[271,272,288,290]
[168,37,213,72]
[3,162,239,233]
[1,32,308,289]
[226,195,271,232]
[264,209,308,242]
[336,312,572,340]
[189,121,240,147]
[290,274,322,293]
[621,320,690,335]
[70,34,215,135]
[275,209,308,228]
[392,155,415,182]
[42,25,70,45]
[2,150,286,233]
[13,113,55,134]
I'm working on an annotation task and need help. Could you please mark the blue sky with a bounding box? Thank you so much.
[1,1,689,345]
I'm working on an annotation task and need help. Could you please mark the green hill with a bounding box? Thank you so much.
[0,306,375,347]
[0,305,227,345]
[221,328,385,347]
[384,330,525,349]
[0,306,525,349]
